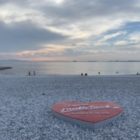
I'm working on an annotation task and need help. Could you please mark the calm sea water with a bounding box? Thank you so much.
[0,60,140,76]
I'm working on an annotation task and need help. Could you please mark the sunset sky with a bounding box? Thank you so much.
[0,0,140,61]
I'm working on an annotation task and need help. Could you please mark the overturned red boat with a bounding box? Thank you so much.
[52,101,123,128]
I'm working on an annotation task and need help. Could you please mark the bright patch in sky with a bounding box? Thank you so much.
[54,0,64,4]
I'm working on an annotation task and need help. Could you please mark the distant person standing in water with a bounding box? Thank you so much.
[33,71,36,76]
[28,71,31,76]
[136,72,139,75]
[85,73,88,76]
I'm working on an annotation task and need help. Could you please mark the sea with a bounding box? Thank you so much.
[0,60,140,76]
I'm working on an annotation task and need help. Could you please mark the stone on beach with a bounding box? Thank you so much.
[0,75,139,140]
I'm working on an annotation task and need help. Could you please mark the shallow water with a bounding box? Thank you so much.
[0,60,140,76]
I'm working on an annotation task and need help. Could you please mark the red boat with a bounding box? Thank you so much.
[52,101,123,128]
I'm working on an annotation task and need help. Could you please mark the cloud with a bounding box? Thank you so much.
[114,40,129,46]
[39,0,140,24]
[0,0,140,60]
[97,31,127,44]
[0,0,27,5]
[129,32,140,43]
[0,20,67,52]
[34,0,140,42]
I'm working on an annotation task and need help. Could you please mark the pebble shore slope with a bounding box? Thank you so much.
[0,75,140,140]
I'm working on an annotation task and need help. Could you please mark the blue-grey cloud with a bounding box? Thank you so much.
[39,0,140,25]
[0,0,140,60]
[0,21,67,52]
[1,0,138,25]
[106,22,140,44]
[0,0,27,5]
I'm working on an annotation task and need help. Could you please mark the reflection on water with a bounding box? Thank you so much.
[0,61,140,76]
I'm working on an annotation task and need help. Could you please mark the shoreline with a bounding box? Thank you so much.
[0,73,139,78]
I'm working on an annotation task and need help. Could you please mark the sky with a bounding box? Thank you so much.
[0,0,140,61]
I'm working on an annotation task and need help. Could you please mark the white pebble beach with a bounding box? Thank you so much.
[0,75,140,140]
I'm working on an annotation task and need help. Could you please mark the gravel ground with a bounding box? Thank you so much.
[0,75,140,140]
